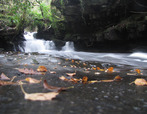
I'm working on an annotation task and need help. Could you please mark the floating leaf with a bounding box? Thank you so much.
[18,68,43,75]
[66,73,76,77]
[20,84,59,101]
[130,78,147,86]
[127,73,137,75]
[37,66,47,72]
[0,73,10,80]
[59,76,81,83]
[43,80,74,92]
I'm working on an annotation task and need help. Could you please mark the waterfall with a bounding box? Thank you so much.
[23,32,56,53]
[62,41,75,52]
[22,32,75,53]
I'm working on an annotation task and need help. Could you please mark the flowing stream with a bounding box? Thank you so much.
[22,32,147,68]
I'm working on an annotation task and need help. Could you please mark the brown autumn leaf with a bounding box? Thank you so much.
[0,80,17,86]
[66,73,76,77]
[43,80,74,92]
[130,78,147,86]
[24,77,42,84]
[18,68,43,75]
[0,73,10,80]
[19,83,59,101]
[100,80,114,82]
[59,76,81,83]
[37,66,47,72]
[82,76,88,84]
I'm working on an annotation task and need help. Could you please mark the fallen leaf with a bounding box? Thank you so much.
[135,69,141,74]
[71,59,74,63]
[82,76,88,84]
[100,80,114,82]
[25,77,42,84]
[59,76,69,81]
[49,71,56,74]
[97,67,100,70]
[130,78,147,86]
[92,67,96,70]
[18,68,43,75]
[37,66,47,72]
[66,73,76,77]
[88,80,99,84]
[20,84,59,101]
[113,75,123,81]
[0,73,10,80]
[106,67,114,73]
[94,72,101,75]
[43,80,74,92]
[0,80,17,86]
[127,73,137,75]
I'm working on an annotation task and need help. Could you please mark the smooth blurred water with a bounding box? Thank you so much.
[22,32,147,68]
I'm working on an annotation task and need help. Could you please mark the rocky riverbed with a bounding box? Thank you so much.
[0,52,147,114]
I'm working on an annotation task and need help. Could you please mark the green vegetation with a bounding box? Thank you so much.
[0,0,64,32]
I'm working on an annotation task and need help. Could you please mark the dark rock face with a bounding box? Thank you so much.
[0,27,25,51]
[36,0,147,52]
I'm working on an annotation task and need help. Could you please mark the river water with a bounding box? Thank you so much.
[22,32,147,69]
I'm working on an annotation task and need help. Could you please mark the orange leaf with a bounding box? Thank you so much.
[37,66,47,72]
[113,75,123,81]
[82,76,88,84]
[43,80,74,92]
[107,67,114,73]
[71,60,74,63]
[135,69,141,74]
[97,67,100,70]
[92,67,96,70]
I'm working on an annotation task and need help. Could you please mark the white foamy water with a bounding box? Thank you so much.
[22,32,147,68]
[62,41,75,52]
[23,32,74,53]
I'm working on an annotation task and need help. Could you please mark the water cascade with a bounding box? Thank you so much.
[62,41,75,52]
[23,32,75,53]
